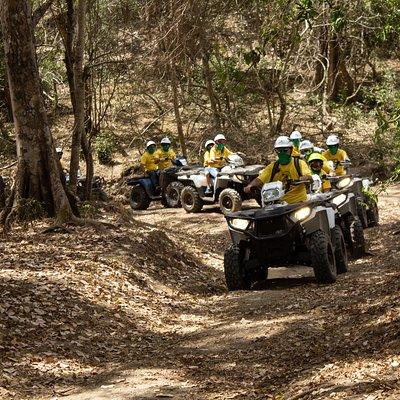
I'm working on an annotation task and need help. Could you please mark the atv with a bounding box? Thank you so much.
[127,156,202,210]
[328,173,379,229]
[223,178,349,291]
[64,170,108,201]
[322,178,366,260]
[178,154,264,215]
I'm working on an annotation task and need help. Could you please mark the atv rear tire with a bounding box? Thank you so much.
[130,186,151,210]
[224,244,251,291]
[181,186,203,213]
[219,188,242,215]
[331,226,348,274]
[366,200,379,227]
[309,230,337,284]
[165,181,184,208]
[346,216,366,259]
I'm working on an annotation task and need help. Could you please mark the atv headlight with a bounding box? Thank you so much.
[291,206,311,222]
[332,193,347,206]
[229,218,250,231]
[336,176,352,189]
[235,174,245,181]
[263,188,281,203]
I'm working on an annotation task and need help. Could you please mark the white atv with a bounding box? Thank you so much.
[178,154,264,215]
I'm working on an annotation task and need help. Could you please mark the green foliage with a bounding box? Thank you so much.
[79,201,99,218]
[296,0,318,24]
[95,129,117,165]
[17,198,44,223]
[330,7,346,33]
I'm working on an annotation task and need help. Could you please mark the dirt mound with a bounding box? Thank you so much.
[0,216,225,398]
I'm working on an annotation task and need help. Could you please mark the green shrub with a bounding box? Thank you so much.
[79,201,98,219]
[95,129,116,165]
[17,198,44,223]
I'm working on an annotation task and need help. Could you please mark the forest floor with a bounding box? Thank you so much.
[0,184,399,400]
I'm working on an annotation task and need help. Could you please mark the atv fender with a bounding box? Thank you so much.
[301,206,335,236]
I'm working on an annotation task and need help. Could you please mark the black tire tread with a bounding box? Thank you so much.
[181,186,203,213]
[130,186,151,210]
[219,188,242,215]
[309,230,337,284]
[224,244,250,291]
[165,181,185,208]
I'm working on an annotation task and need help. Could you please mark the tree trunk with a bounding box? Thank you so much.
[201,52,220,129]
[0,0,75,227]
[170,65,187,158]
[327,33,355,102]
[69,0,86,194]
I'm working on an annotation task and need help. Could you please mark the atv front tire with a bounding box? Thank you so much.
[219,188,242,215]
[331,226,348,274]
[181,186,203,213]
[224,244,251,291]
[165,181,185,208]
[130,186,151,210]
[309,230,337,284]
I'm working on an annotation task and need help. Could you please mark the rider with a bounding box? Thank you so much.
[290,130,302,157]
[323,134,350,176]
[156,137,176,170]
[205,133,233,194]
[307,153,331,192]
[300,140,332,174]
[244,135,311,204]
[203,140,215,167]
[140,140,160,188]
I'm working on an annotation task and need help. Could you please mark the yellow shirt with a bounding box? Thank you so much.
[258,158,311,204]
[203,150,212,167]
[323,149,349,176]
[155,148,176,170]
[140,151,159,172]
[307,152,331,174]
[292,147,301,157]
[209,146,233,168]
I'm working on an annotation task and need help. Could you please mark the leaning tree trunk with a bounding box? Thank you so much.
[201,52,221,130]
[0,0,76,227]
[170,64,187,158]
[327,32,355,102]
[69,0,87,194]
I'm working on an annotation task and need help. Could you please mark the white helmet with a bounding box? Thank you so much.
[146,140,156,148]
[160,137,171,144]
[204,140,215,148]
[300,140,314,151]
[290,130,302,140]
[214,133,226,142]
[326,134,339,146]
[274,135,293,149]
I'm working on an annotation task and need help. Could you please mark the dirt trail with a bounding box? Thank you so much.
[62,187,399,400]
[0,187,399,400]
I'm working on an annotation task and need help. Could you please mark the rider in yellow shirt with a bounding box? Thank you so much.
[300,140,332,175]
[205,133,233,194]
[155,137,176,170]
[244,136,311,204]
[203,140,214,167]
[322,134,350,176]
[140,140,160,188]
[290,130,302,158]
[307,153,331,192]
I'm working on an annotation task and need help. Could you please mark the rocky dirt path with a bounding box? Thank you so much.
[0,187,399,400]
